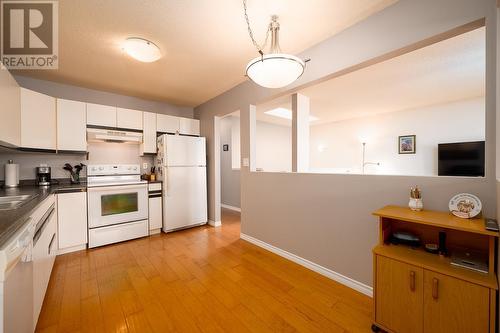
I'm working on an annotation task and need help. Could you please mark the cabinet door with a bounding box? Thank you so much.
[86,103,117,127]
[33,207,57,327]
[423,271,489,333]
[20,88,56,150]
[141,112,157,154]
[57,99,87,151]
[179,118,200,136]
[117,107,143,130]
[157,114,180,134]
[149,196,162,230]
[376,255,423,333]
[57,192,88,250]
[0,67,21,147]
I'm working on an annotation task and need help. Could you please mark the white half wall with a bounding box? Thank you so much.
[310,98,485,175]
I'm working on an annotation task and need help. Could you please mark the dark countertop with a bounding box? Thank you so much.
[0,181,86,248]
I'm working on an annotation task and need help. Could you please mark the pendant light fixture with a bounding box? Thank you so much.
[243,1,307,89]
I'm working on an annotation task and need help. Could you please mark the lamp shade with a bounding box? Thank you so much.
[123,38,161,63]
[246,53,305,89]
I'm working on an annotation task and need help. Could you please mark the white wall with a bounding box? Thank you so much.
[310,98,485,175]
[256,121,292,172]
[230,117,292,173]
[0,143,153,181]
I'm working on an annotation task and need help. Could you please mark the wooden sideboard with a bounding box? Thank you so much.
[371,205,498,333]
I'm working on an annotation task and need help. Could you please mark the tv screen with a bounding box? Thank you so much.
[438,141,485,177]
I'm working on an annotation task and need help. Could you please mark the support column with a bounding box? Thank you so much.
[292,93,310,172]
[240,104,256,172]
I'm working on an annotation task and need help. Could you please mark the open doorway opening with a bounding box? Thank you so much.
[219,111,241,223]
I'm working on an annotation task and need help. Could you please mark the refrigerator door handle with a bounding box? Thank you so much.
[165,167,169,197]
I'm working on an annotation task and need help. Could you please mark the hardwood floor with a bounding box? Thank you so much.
[36,209,373,333]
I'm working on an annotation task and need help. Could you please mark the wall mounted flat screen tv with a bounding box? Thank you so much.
[438,141,485,177]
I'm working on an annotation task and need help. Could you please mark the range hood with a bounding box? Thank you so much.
[87,127,143,144]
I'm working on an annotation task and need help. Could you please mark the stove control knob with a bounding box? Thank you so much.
[91,167,97,171]
[99,167,104,171]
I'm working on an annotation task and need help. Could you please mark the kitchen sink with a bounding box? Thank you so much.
[0,194,39,210]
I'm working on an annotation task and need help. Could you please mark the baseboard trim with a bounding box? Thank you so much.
[208,220,222,227]
[57,244,87,255]
[240,233,373,297]
[221,204,241,212]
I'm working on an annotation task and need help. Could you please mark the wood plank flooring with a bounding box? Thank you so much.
[36,209,373,333]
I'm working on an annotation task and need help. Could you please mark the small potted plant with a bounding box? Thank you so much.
[63,163,85,184]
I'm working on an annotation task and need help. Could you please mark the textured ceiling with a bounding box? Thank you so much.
[12,0,396,106]
[257,27,485,126]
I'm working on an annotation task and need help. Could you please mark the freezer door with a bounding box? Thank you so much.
[163,166,207,232]
[166,135,206,166]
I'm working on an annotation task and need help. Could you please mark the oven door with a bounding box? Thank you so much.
[88,184,148,228]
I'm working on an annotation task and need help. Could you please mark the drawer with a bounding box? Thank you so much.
[148,182,162,191]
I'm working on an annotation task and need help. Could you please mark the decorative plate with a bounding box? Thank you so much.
[449,193,482,219]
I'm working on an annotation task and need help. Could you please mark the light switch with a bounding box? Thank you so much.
[142,162,148,170]
[242,157,249,167]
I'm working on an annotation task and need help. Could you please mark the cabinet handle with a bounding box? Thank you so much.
[432,278,439,300]
[409,271,416,291]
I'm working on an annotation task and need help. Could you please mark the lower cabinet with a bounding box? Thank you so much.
[33,203,57,328]
[148,182,162,233]
[57,191,88,252]
[423,271,489,333]
[376,256,423,333]
[375,255,491,333]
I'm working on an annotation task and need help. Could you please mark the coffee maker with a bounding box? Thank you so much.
[36,166,51,186]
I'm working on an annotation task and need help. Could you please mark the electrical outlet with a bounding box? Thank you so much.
[142,162,148,170]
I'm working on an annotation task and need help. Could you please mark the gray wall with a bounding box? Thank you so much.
[14,75,194,117]
[220,116,241,208]
[195,0,498,288]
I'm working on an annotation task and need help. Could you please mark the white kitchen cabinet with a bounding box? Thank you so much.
[57,191,88,252]
[86,103,117,127]
[0,65,21,147]
[117,107,143,130]
[57,99,87,152]
[141,112,157,155]
[179,118,200,136]
[32,202,57,328]
[157,114,180,134]
[148,182,162,233]
[20,88,56,150]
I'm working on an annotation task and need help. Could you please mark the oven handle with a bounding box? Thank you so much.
[87,184,147,192]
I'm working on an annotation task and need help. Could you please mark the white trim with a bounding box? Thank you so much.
[57,244,87,255]
[240,233,373,297]
[221,204,241,212]
[208,219,222,227]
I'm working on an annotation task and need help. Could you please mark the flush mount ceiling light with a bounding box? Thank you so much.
[123,37,161,63]
[264,107,318,121]
[243,1,307,89]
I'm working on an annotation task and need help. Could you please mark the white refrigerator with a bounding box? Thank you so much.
[156,134,208,232]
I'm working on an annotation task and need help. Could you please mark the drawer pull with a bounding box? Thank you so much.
[432,278,439,300]
[409,271,416,291]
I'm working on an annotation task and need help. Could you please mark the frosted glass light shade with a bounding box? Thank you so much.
[123,38,161,63]
[246,53,305,88]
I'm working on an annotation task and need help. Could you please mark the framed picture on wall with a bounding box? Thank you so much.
[399,135,416,154]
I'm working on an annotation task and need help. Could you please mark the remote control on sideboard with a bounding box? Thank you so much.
[485,218,499,232]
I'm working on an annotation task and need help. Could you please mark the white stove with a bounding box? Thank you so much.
[87,164,149,248]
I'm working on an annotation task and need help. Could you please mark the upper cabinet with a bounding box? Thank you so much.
[141,112,157,155]
[0,65,20,147]
[117,107,143,130]
[179,118,200,136]
[20,88,56,151]
[157,114,180,134]
[57,99,87,152]
[86,103,117,127]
